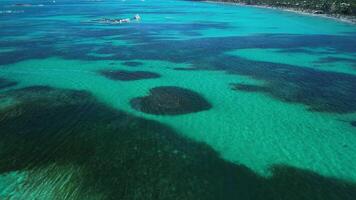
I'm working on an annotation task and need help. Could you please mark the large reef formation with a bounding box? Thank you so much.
[0,86,355,199]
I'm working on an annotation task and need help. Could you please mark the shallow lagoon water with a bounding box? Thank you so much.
[1,0,356,199]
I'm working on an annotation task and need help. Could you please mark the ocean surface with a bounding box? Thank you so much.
[0,0,356,199]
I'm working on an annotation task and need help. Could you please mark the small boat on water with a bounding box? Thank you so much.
[93,14,141,24]
[14,3,44,7]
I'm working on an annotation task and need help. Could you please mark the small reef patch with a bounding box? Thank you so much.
[351,121,356,127]
[130,86,212,115]
[99,69,160,81]
[122,61,143,67]
[0,78,17,90]
[173,67,199,71]
[231,83,268,93]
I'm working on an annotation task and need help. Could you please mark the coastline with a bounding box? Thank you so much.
[205,1,356,24]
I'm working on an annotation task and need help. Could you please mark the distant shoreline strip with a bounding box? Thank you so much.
[204,1,356,24]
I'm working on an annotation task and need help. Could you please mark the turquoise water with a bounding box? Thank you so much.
[1,0,356,199]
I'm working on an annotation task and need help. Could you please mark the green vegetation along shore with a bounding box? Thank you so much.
[200,0,356,22]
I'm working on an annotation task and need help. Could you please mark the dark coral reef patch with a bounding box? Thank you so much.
[351,121,356,127]
[99,69,160,81]
[173,67,199,71]
[225,56,356,114]
[0,86,243,199]
[0,78,17,90]
[0,86,355,199]
[130,86,212,115]
[231,83,268,93]
[122,61,143,67]
[2,27,356,114]
[315,56,356,64]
